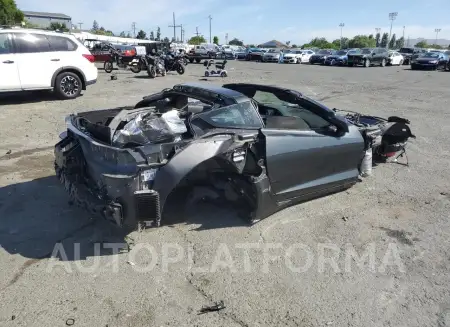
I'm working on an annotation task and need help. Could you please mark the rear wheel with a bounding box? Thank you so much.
[399,59,403,66]
[380,58,386,67]
[364,59,370,67]
[204,71,210,77]
[130,64,141,73]
[104,61,113,73]
[348,63,354,67]
[55,72,82,99]
[195,58,201,63]
[220,71,227,77]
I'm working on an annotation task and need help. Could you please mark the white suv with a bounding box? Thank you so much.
[0,28,97,99]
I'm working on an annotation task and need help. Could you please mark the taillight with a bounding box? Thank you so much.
[384,152,397,157]
[124,50,135,56]
[82,54,95,63]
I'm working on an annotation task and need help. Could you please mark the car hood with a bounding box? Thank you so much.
[312,54,329,57]
[264,52,280,56]
[417,57,439,60]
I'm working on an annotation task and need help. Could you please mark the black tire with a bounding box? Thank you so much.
[104,61,113,73]
[130,64,141,73]
[399,59,403,66]
[147,65,156,78]
[348,63,354,67]
[380,58,386,67]
[54,72,82,99]
[204,71,210,77]
[364,59,370,67]
[220,71,227,77]
[189,58,194,63]
[176,64,185,75]
[195,58,201,63]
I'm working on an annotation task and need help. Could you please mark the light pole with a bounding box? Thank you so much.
[388,12,398,49]
[208,15,212,43]
[375,28,381,46]
[402,26,405,41]
[435,28,441,46]
[339,23,344,49]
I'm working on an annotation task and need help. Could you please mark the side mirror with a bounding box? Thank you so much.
[372,53,376,56]
[328,115,349,135]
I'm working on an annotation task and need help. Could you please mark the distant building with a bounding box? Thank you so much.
[257,40,288,48]
[23,11,72,28]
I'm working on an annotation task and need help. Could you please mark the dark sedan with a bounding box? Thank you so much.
[309,49,336,64]
[246,48,266,61]
[324,49,350,66]
[54,82,415,229]
[411,52,449,70]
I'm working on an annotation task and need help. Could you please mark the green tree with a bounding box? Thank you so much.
[395,37,405,49]
[380,32,389,47]
[163,37,170,43]
[348,35,376,48]
[291,44,297,48]
[247,44,256,48]
[415,40,427,48]
[0,0,24,25]
[126,32,131,38]
[92,20,99,31]
[136,30,146,39]
[229,38,243,46]
[188,35,207,45]
[389,33,396,49]
[119,31,126,37]
[375,33,381,47]
[302,37,333,49]
[429,44,443,49]
[156,27,161,41]
[213,36,219,44]
[149,31,155,41]
[49,22,69,32]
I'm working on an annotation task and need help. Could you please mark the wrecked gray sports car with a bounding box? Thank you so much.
[54,83,415,229]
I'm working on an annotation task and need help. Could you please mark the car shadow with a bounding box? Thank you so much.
[0,91,70,105]
[0,176,129,261]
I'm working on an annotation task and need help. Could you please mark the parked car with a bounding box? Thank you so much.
[54,82,415,229]
[347,48,389,67]
[398,47,426,65]
[262,49,281,62]
[299,49,315,63]
[234,47,248,60]
[246,48,265,61]
[282,50,304,63]
[309,49,336,64]
[324,49,352,66]
[411,52,448,70]
[0,28,97,99]
[387,50,404,66]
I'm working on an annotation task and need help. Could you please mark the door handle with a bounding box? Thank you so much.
[50,59,60,61]
[2,60,14,64]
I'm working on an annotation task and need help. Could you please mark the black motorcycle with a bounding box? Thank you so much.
[164,53,185,75]
[128,54,166,78]
[104,45,129,73]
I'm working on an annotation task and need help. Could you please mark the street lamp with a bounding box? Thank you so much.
[339,23,345,49]
[388,12,398,49]
[435,28,441,46]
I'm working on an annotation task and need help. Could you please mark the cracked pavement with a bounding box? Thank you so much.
[0,61,450,327]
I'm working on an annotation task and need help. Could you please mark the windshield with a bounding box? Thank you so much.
[267,49,278,53]
[399,48,414,53]
[445,51,450,55]
[361,49,372,54]
[421,52,439,58]
[198,102,263,129]
[318,50,329,54]
[336,50,347,55]
[348,50,359,54]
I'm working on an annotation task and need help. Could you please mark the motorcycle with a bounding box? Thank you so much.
[128,54,166,78]
[104,45,129,73]
[164,53,185,75]
[146,54,166,78]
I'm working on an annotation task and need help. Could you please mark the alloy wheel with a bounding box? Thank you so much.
[60,76,80,96]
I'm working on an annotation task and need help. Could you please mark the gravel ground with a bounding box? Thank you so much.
[0,61,449,327]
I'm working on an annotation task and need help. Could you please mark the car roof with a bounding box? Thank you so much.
[0,28,71,36]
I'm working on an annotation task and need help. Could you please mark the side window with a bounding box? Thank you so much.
[253,90,330,130]
[13,33,51,53]
[0,33,12,54]
[47,35,77,51]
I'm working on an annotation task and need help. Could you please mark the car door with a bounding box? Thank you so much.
[222,83,364,201]
[12,32,59,89]
[0,33,21,91]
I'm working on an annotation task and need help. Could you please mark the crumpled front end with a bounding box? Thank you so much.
[54,115,277,229]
